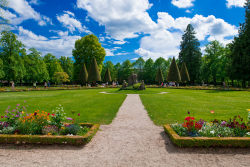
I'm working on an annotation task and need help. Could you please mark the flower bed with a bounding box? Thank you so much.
[164,110,250,147]
[0,102,100,145]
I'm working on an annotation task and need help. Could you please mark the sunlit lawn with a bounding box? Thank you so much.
[0,88,126,125]
[140,88,250,126]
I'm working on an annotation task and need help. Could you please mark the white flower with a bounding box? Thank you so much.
[246,132,250,135]
[59,104,61,106]
[210,130,215,134]
[199,130,202,133]
[52,110,54,113]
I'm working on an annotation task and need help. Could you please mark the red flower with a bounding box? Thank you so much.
[185,117,191,121]
[210,110,214,114]
[48,113,50,116]
[72,122,74,124]
[1,116,3,118]
[78,113,80,116]
[51,113,55,116]
[191,117,195,120]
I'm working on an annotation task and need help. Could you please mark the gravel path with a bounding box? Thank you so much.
[1,94,250,166]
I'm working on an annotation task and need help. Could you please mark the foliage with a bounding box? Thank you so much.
[101,61,115,81]
[229,0,250,87]
[166,57,181,82]
[43,53,64,82]
[132,57,145,81]
[78,62,88,84]
[53,72,70,84]
[59,56,74,79]
[103,68,112,83]
[42,125,59,135]
[179,24,202,84]
[0,58,4,78]
[72,34,106,81]
[87,57,101,82]
[3,102,28,125]
[50,104,67,129]
[203,40,225,86]
[180,62,190,82]
[155,67,164,83]
[143,58,154,84]
[0,31,26,83]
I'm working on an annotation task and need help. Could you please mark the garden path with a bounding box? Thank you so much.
[1,94,250,166]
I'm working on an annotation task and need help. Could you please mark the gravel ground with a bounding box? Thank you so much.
[1,94,250,167]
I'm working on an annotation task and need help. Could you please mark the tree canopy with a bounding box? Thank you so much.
[72,34,106,81]
[167,57,181,82]
[103,68,112,83]
[78,62,88,84]
[87,57,101,82]
[180,62,190,82]
[179,24,202,85]
[155,67,164,83]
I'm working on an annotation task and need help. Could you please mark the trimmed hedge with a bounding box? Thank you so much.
[164,124,250,147]
[0,123,100,145]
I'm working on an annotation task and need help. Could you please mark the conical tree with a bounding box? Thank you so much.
[78,62,88,84]
[155,67,164,85]
[87,57,101,82]
[180,62,190,82]
[167,57,181,82]
[103,68,112,83]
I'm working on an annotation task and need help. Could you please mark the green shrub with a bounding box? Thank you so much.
[133,83,141,90]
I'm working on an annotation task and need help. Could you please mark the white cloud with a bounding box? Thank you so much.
[18,26,48,40]
[29,0,41,5]
[135,48,167,60]
[17,27,81,57]
[171,0,195,8]
[99,37,105,42]
[226,0,245,8]
[7,0,52,26]
[56,13,91,33]
[113,40,127,44]
[185,9,193,13]
[116,52,129,55]
[64,11,75,17]
[105,49,115,56]
[76,0,157,40]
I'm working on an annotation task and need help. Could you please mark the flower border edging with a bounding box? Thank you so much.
[164,124,250,147]
[0,123,100,145]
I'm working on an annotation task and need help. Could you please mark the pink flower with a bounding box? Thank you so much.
[67,117,73,120]
[78,113,80,116]
[24,101,26,103]
[210,110,214,114]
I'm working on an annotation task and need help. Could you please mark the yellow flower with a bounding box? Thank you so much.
[22,111,24,114]
[247,109,250,112]
[47,133,52,135]
[61,127,65,130]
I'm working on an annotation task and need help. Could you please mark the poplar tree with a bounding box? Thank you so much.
[78,62,88,84]
[103,68,112,83]
[167,57,181,82]
[87,57,101,82]
[180,62,190,82]
[155,67,164,85]
[179,24,202,85]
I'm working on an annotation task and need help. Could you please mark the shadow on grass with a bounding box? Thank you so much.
[160,131,250,155]
[205,90,231,93]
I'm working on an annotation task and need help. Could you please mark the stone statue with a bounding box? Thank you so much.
[138,80,146,90]
[121,80,127,89]
[128,73,138,86]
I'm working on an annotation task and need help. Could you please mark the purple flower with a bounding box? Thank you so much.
[16,103,20,107]
[12,109,16,112]
[24,101,26,103]
[34,112,37,116]
[26,105,28,107]
[16,107,18,109]
[12,114,15,116]
[23,107,26,110]
[5,110,8,113]
[188,111,190,115]
[4,116,9,118]
[15,115,20,118]
[7,106,10,109]
[67,117,73,120]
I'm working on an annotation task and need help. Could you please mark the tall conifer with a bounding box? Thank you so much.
[180,62,190,82]
[103,68,112,83]
[167,57,181,82]
[87,57,101,82]
[179,24,202,85]
[155,67,164,84]
[78,62,88,84]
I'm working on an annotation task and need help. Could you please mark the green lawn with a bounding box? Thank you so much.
[140,88,250,126]
[0,89,126,125]
[107,88,164,94]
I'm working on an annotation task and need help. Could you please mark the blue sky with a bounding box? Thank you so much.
[3,0,246,64]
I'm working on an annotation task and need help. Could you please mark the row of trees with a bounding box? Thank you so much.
[0,31,73,85]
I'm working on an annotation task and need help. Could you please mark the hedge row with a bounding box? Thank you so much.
[0,123,100,145]
[164,124,250,147]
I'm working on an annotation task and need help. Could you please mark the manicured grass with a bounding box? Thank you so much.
[0,89,126,125]
[107,88,164,94]
[140,88,250,126]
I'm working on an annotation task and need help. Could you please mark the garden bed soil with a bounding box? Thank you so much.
[164,124,250,147]
[0,123,99,145]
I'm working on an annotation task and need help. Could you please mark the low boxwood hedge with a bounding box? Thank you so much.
[164,124,250,147]
[0,123,99,145]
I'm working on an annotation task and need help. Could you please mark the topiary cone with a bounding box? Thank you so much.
[78,62,88,83]
[155,67,164,83]
[166,57,181,82]
[103,68,112,82]
[180,62,190,82]
[87,57,101,82]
